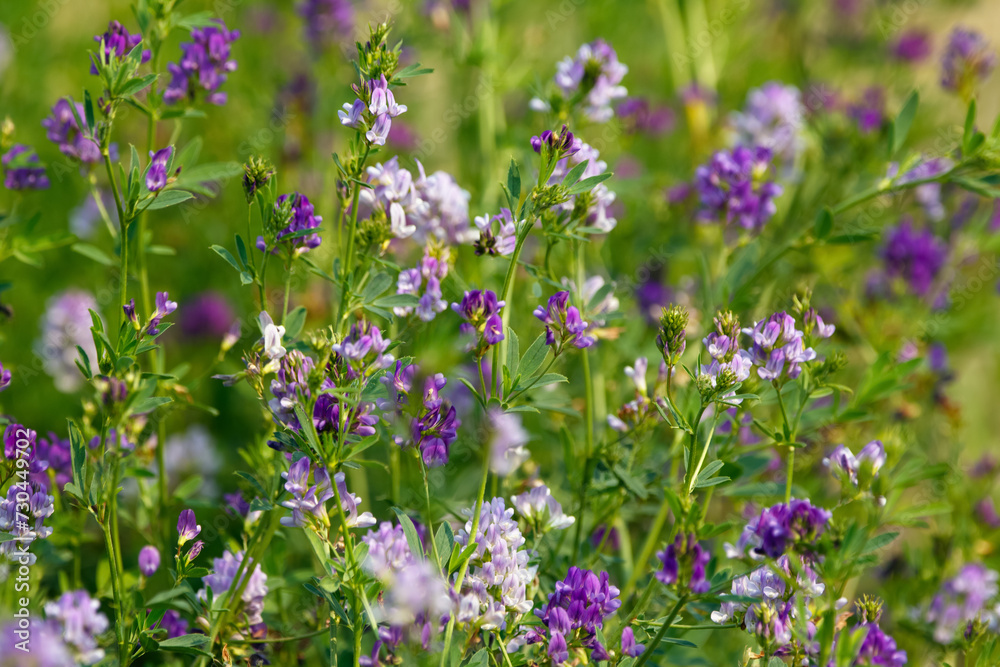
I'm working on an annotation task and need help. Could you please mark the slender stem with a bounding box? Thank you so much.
[337,182,363,328]
[420,461,443,570]
[785,446,795,503]
[282,258,293,323]
[103,151,128,331]
[505,356,557,404]
[632,594,689,667]
[103,449,130,667]
[87,174,116,239]
[491,224,530,398]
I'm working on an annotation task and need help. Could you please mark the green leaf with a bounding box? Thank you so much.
[67,420,87,492]
[963,98,977,154]
[504,327,519,375]
[517,333,549,378]
[891,90,919,154]
[72,243,114,266]
[514,373,566,391]
[283,306,307,339]
[210,245,242,273]
[862,531,900,555]
[560,159,590,187]
[146,190,194,210]
[158,633,212,657]
[506,158,521,207]
[361,272,394,302]
[120,73,159,98]
[130,396,173,414]
[234,234,249,267]
[372,294,419,308]
[392,508,425,561]
[566,172,612,195]
[814,207,833,239]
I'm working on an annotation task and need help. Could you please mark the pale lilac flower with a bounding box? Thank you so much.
[146,146,173,192]
[730,82,805,165]
[177,509,201,544]
[200,550,269,625]
[488,408,530,476]
[43,590,109,665]
[259,311,286,361]
[36,290,101,392]
[511,485,575,532]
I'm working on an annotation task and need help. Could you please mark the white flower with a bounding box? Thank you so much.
[259,311,286,361]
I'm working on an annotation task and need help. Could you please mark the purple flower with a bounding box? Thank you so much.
[163,20,241,106]
[280,457,333,528]
[259,192,323,255]
[179,291,236,339]
[452,289,505,355]
[35,432,72,491]
[847,86,885,134]
[655,533,711,594]
[298,0,354,52]
[2,144,49,190]
[824,440,885,489]
[742,311,816,381]
[854,618,908,667]
[138,545,160,576]
[941,27,996,96]
[473,208,518,257]
[454,497,534,627]
[528,566,621,664]
[339,98,365,127]
[728,498,831,559]
[511,485,575,532]
[694,145,783,232]
[411,160,473,245]
[146,291,178,336]
[177,508,201,544]
[394,247,449,322]
[43,590,109,664]
[533,291,595,354]
[880,218,947,296]
[0,481,54,563]
[362,522,416,580]
[146,146,174,192]
[535,39,628,123]
[621,627,645,657]
[530,124,579,157]
[199,550,268,625]
[37,289,101,392]
[91,20,150,74]
[730,82,805,164]
[411,375,461,467]
[617,96,675,136]
[925,564,999,643]
[41,99,101,163]
[893,30,932,62]
[153,609,189,639]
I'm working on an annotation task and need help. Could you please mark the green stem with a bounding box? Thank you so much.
[684,407,713,496]
[103,151,128,331]
[421,461,443,570]
[633,594,689,667]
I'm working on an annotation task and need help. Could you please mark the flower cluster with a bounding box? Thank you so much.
[91,20,149,74]
[299,0,354,52]
[42,99,100,164]
[362,521,416,580]
[534,291,595,355]
[394,245,449,321]
[607,356,670,433]
[2,144,49,190]
[341,74,408,146]
[511,484,575,534]
[200,550,269,627]
[43,590,110,665]
[473,208,517,257]
[358,157,472,243]
[410,374,461,467]
[743,310,823,382]
[924,563,1000,643]
[825,439,886,491]
[258,192,323,255]
[0,482,54,564]
[455,497,534,629]
[730,81,805,165]
[452,289,505,356]
[164,20,241,106]
[532,39,628,123]
[699,311,752,403]
[525,566,622,663]
[694,145,783,232]
[36,290,100,392]
[879,218,948,297]
[711,556,827,653]
[941,27,996,96]
[655,533,711,594]
[726,498,832,559]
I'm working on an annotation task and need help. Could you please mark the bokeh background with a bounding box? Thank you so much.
[2,0,1000,662]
